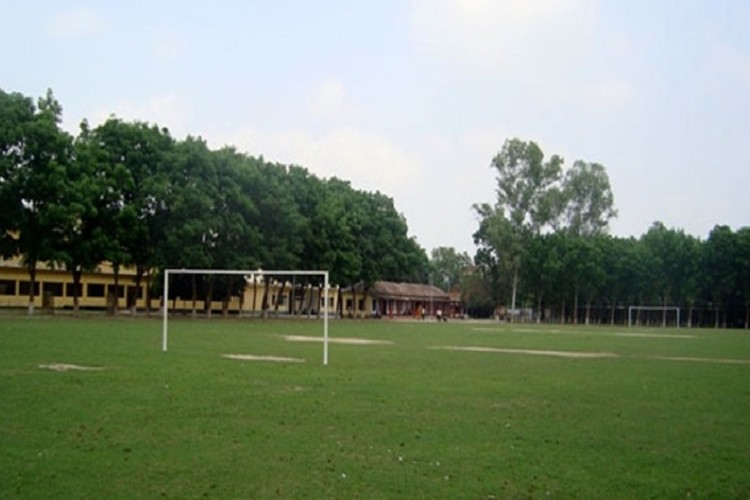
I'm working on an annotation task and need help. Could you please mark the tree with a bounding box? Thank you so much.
[474,138,564,320]
[429,247,472,293]
[562,160,617,237]
[93,118,174,313]
[3,89,73,313]
[0,89,35,259]
[56,120,115,313]
[736,227,750,329]
[640,222,701,326]
[703,226,737,328]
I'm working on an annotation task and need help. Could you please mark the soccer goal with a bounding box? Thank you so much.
[627,306,681,328]
[161,269,331,365]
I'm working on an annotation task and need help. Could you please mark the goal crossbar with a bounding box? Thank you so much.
[162,269,330,365]
[627,305,680,328]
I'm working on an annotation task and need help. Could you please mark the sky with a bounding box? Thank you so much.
[2,0,749,255]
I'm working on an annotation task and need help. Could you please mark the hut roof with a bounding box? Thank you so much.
[354,281,450,302]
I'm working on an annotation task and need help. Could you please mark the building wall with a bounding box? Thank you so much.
[0,265,148,310]
[0,259,340,315]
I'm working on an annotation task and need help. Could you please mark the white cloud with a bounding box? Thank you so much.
[48,8,105,37]
[410,0,594,71]
[206,126,422,197]
[89,94,194,136]
[308,79,362,123]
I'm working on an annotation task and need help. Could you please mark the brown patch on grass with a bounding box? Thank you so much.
[223,354,305,363]
[282,335,393,345]
[39,363,106,372]
[432,345,619,359]
[645,355,750,365]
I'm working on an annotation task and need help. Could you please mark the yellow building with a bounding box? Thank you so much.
[0,255,149,311]
[0,256,340,315]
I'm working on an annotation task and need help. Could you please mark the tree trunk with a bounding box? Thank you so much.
[205,278,214,318]
[509,267,519,323]
[316,284,323,319]
[536,293,543,324]
[262,279,270,319]
[191,275,198,317]
[72,267,82,315]
[252,277,258,317]
[560,299,566,325]
[222,280,231,317]
[131,266,144,315]
[113,264,120,314]
[145,268,152,316]
[573,288,579,325]
[274,280,287,318]
[27,262,37,315]
[714,304,720,328]
[609,299,616,326]
[585,301,591,325]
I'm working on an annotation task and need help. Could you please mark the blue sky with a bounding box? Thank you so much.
[2,1,749,254]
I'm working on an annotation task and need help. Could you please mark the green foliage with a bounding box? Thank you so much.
[1,88,430,312]
[429,246,472,292]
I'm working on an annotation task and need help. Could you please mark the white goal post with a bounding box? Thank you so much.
[161,269,330,365]
[627,306,681,328]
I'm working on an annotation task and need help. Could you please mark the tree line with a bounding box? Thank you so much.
[467,139,750,328]
[3,89,748,327]
[0,89,428,313]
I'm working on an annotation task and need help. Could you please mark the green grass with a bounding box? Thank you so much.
[1,316,749,498]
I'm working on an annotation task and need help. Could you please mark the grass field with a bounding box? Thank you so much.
[1,315,749,499]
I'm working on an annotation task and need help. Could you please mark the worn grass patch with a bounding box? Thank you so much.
[1,317,749,498]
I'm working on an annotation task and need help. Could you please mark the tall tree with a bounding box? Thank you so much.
[562,160,617,237]
[474,138,564,319]
[3,90,73,313]
[56,120,114,313]
[703,225,737,328]
[429,247,472,293]
[0,89,35,259]
[93,118,174,312]
[736,227,750,329]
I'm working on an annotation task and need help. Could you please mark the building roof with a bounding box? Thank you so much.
[353,281,450,302]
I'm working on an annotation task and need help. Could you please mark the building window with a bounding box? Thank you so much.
[19,281,40,297]
[66,283,82,297]
[88,284,106,298]
[44,282,64,297]
[358,299,364,311]
[0,280,16,296]
[108,285,125,298]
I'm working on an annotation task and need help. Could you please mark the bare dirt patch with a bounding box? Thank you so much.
[432,345,619,359]
[223,354,305,363]
[645,355,750,365]
[282,335,393,345]
[472,328,695,339]
[613,332,696,339]
[39,363,106,372]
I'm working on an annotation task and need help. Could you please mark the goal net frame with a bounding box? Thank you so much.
[627,305,681,328]
[161,269,330,365]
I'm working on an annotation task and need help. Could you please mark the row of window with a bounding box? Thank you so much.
[0,279,141,299]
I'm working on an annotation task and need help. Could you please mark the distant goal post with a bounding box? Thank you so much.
[627,306,681,328]
[161,269,330,365]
